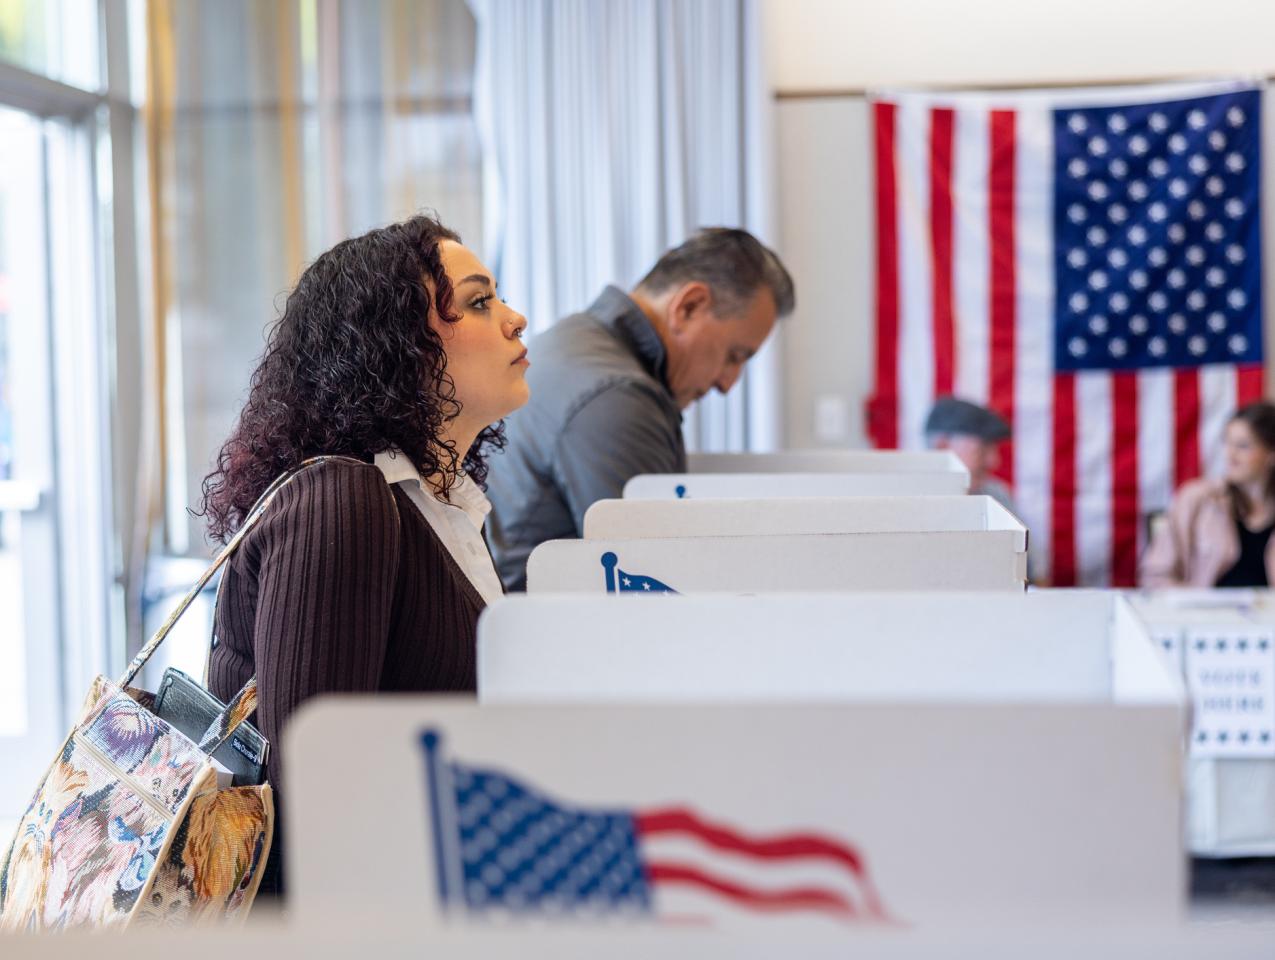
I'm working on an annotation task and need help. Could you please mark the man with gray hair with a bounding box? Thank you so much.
[486,227,796,591]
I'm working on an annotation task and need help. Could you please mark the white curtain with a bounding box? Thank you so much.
[468,0,781,451]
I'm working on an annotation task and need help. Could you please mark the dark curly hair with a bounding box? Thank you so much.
[198,214,505,543]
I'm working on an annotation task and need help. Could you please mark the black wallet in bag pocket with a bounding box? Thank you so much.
[153,667,268,786]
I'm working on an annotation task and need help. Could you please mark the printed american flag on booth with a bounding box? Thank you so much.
[868,81,1265,586]
[419,731,890,922]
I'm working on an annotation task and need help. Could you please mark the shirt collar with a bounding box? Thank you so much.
[589,285,671,392]
[373,449,492,526]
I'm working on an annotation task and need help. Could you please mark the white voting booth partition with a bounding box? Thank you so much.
[624,471,969,500]
[1128,589,1275,857]
[685,450,966,474]
[628,449,970,500]
[470,592,1185,927]
[528,496,1027,593]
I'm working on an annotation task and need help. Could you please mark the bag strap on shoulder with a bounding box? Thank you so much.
[118,454,374,755]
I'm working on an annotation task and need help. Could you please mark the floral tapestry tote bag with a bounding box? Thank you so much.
[0,456,354,930]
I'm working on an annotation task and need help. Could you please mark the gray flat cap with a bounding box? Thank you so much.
[925,396,1011,441]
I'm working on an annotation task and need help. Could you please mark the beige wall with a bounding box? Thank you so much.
[766,0,1275,94]
[770,0,1275,450]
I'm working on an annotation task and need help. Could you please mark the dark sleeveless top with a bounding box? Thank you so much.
[1214,515,1275,588]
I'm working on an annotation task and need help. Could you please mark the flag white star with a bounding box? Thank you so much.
[1089,136,1108,156]
[1149,111,1168,132]
[1186,290,1206,311]
[1108,247,1128,268]
[1226,244,1246,264]
[1207,312,1227,333]
[1228,289,1248,309]
[1168,133,1188,154]
[1149,290,1169,311]
[1127,224,1148,245]
[1068,336,1088,357]
[1068,113,1089,133]
[1209,130,1227,151]
[1229,333,1249,353]
[1148,336,1167,356]
[1109,291,1130,312]
[1188,109,1208,129]
[1188,335,1208,355]
[1068,203,1087,223]
[1186,245,1205,265]
[1129,314,1149,335]
[1206,267,1227,288]
[1225,198,1245,218]
[1068,157,1088,179]
[1129,269,1149,290]
[1189,154,1209,175]
[1067,247,1088,269]
[1206,176,1225,196]
[1108,113,1128,133]
[1168,313,1188,334]
[1109,337,1128,357]
[1225,152,1246,172]
[1227,106,1245,127]
[1167,223,1186,244]
[1149,157,1169,178]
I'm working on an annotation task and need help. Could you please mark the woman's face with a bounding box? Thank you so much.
[1223,418,1275,487]
[432,240,530,430]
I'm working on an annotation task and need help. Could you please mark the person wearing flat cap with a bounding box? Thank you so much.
[924,396,1018,515]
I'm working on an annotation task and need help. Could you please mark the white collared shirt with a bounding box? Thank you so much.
[374,449,505,606]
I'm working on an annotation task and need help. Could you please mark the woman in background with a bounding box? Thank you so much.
[199,213,529,896]
[1140,401,1275,588]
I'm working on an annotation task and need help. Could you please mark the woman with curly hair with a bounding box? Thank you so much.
[199,214,529,897]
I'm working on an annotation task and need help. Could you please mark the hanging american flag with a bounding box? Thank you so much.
[419,731,890,922]
[868,81,1265,586]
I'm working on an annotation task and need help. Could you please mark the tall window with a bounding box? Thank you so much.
[0,0,120,824]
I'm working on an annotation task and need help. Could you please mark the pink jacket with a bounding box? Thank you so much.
[1139,477,1275,587]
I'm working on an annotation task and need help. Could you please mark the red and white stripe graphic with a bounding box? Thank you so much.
[869,84,1264,586]
[634,807,889,921]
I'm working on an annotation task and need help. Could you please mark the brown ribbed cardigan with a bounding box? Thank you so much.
[208,458,485,896]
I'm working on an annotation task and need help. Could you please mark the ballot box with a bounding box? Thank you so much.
[528,496,1027,593]
[281,592,1183,928]
[1127,589,1275,857]
[623,470,969,499]
[686,450,966,475]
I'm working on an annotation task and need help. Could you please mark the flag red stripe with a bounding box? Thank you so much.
[1051,373,1078,586]
[929,107,956,398]
[644,862,857,918]
[1110,372,1140,587]
[988,109,1017,487]
[1174,368,1201,487]
[870,101,900,449]
[635,808,868,876]
[1237,363,1264,406]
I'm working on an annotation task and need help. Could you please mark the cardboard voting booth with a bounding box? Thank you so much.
[623,470,969,500]
[686,450,967,475]
[582,494,1025,542]
[529,497,1027,593]
[1128,589,1275,857]
[280,594,1183,929]
[284,694,1182,933]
